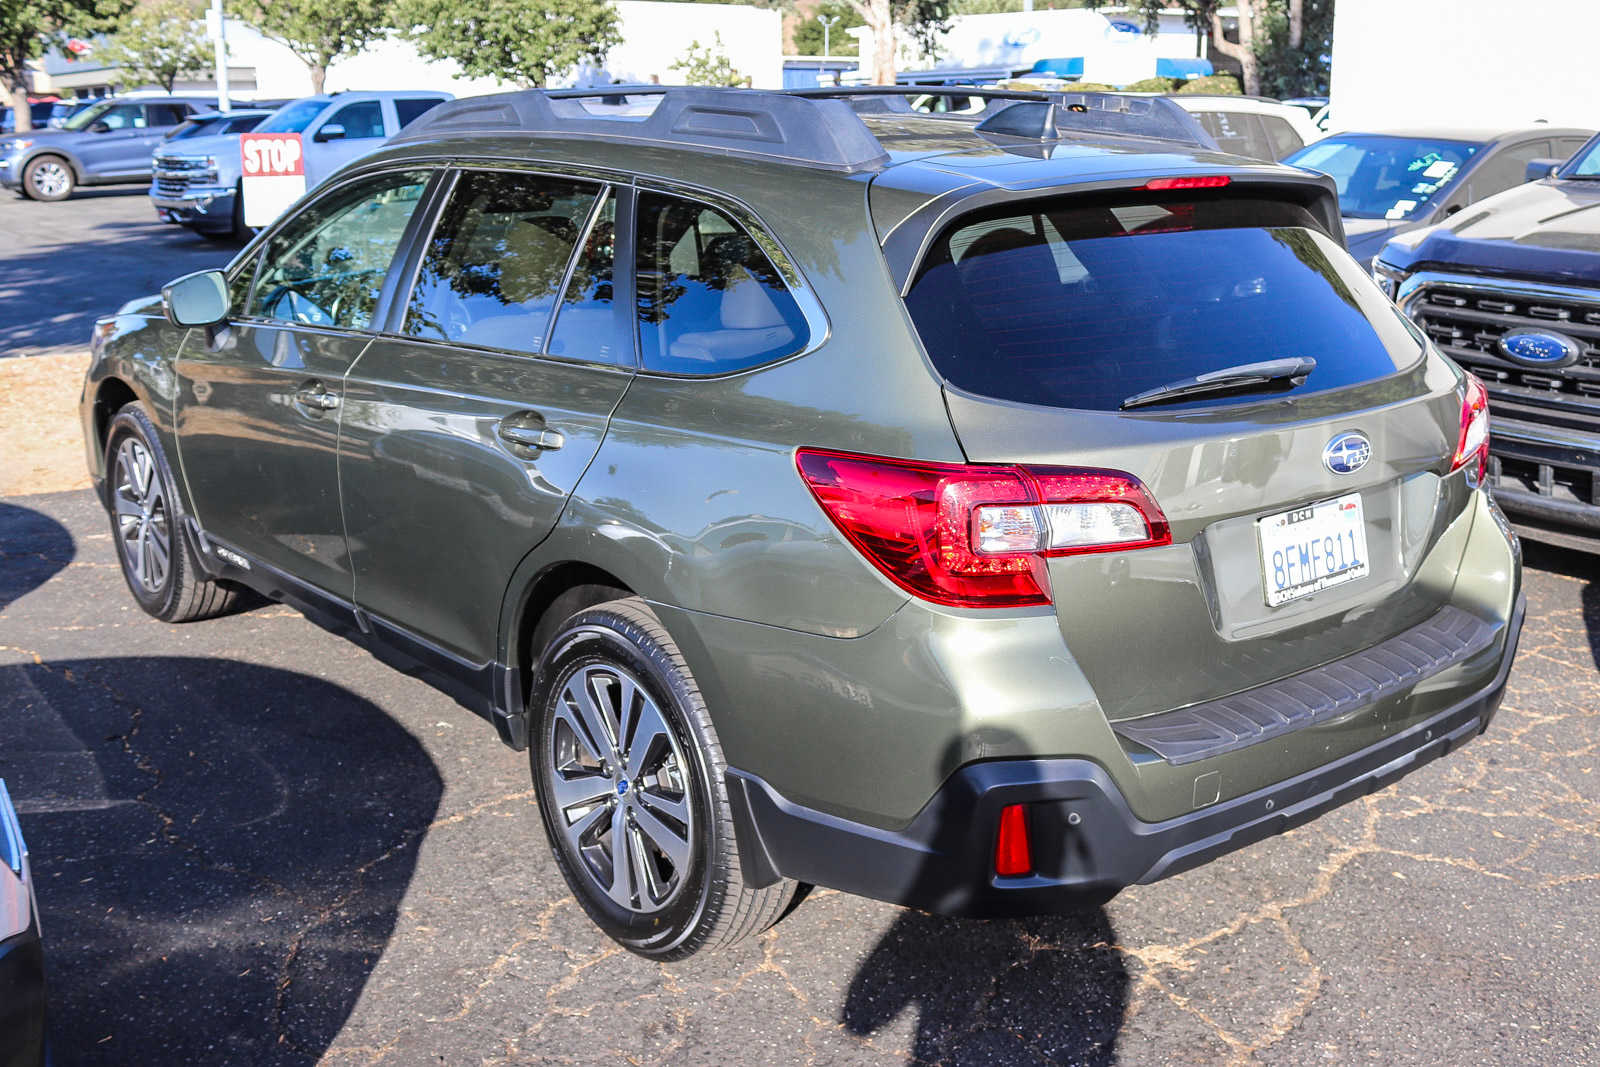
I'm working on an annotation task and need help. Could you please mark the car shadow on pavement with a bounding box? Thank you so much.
[1521,540,1600,670]
[0,500,75,610]
[1,655,444,1066]
[840,733,1129,1064]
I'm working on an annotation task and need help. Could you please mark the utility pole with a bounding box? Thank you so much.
[819,13,838,75]
[209,0,231,112]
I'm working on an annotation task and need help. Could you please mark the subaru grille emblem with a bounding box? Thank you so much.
[1324,432,1371,475]
[1499,329,1581,369]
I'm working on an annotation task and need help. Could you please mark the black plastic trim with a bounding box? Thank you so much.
[1111,605,1500,765]
[725,594,1523,917]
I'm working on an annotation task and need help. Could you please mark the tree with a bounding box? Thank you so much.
[670,31,744,87]
[792,1,864,57]
[243,0,393,94]
[1252,0,1331,98]
[848,0,950,84]
[0,0,127,132]
[397,0,622,89]
[1084,0,1320,97]
[101,0,212,93]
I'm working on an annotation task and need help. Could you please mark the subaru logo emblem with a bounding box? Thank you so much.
[1499,329,1581,369]
[617,778,629,796]
[1324,432,1371,475]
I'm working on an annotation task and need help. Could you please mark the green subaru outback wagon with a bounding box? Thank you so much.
[81,87,1524,959]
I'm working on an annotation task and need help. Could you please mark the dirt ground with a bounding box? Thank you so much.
[1,349,93,497]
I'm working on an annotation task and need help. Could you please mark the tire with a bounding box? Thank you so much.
[530,597,798,959]
[22,155,73,201]
[103,402,242,623]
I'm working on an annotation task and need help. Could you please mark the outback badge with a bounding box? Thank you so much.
[1324,431,1372,475]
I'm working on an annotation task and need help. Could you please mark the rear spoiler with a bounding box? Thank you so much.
[879,169,1345,296]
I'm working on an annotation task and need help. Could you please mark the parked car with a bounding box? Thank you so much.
[160,108,273,147]
[0,98,60,134]
[0,779,45,1067]
[1168,94,1321,161]
[150,90,451,240]
[83,86,1522,959]
[46,99,97,128]
[1374,132,1600,553]
[1284,126,1595,260]
[0,95,217,200]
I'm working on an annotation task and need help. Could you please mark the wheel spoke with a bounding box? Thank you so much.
[145,530,169,589]
[627,822,664,905]
[564,797,610,842]
[632,801,690,875]
[636,786,690,828]
[565,675,617,757]
[550,770,614,816]
[550,701,604,768]
[624,696,672,780]
[605,802,635,907]
[113,493,143,521]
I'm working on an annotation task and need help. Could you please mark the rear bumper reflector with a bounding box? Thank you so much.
[1112,605,1500,766]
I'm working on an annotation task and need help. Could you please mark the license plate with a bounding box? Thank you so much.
[1258,493,1369,607]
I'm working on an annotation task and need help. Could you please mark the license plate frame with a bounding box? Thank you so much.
[1257,492,1370,607]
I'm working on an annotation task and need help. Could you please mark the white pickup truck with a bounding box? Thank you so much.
[149,90,451,240]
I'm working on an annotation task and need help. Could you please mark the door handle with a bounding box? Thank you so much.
[295,381,340,412]
[497,413,564,453]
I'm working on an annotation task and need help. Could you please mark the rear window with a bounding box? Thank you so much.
[904,194,1422,412]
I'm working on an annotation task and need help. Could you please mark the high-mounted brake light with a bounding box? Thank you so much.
[1143,175,1231,190]
[1451,373,1490,483]
[795,449,1171,608]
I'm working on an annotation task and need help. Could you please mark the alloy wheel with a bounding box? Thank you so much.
[29,161,69,199]
[546,663,695,915]
[113,437,171,595]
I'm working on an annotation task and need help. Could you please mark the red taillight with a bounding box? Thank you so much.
[994,804,1033,877]
[795,448,1171,608]
[1451,374,1490,482]
[1143,175,1231,190]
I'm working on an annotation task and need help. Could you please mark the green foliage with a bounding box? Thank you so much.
[102,0,212,92]
[792,1,864,57]
[1121,76,1177,93]
[398,0,623,89]
[0,0,129,130]
[1175,73,1242,94]
[242,0,393,93]
[670,31,744,87]
[1252,0,1332,98]
[898,0,952,62]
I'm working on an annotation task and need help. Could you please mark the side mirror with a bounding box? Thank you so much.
[1524,158,1562,182]
[161,269,230,328]
[88,120,111,134]
[313,123,345,143]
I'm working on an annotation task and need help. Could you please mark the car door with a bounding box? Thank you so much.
[305,99,388,188]
[121,102,191,175]
[339,168,635,668]
[71,102,149,177]
[175,166,437,603]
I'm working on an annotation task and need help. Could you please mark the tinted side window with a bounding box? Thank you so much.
[1260,114,1305,158]
[405,171,598,355]
[326,100,384,139]
[395,97,447,129]
[1470,141,1552,201]
[634,192,808,375]
[248,169,430,329]
[146,103,189,127]
[1195,111,1273,160]
[547,193,629,366]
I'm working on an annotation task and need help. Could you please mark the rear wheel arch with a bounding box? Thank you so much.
[514,562,634,701]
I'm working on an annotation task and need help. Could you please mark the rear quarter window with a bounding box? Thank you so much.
[904,193,1423,412]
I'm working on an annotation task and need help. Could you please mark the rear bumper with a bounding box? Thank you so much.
[728,593,1524,917]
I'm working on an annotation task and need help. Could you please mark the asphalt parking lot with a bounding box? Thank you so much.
[3,189,1600,1067]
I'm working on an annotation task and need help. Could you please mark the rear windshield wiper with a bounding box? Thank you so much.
[1120,357,1317,411]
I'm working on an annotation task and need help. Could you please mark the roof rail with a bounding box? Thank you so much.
[390,86,891,174]
[790,85,1217,149]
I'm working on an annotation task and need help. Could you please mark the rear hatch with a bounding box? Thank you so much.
[894,182,1475,721]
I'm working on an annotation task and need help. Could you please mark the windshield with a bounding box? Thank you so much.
[904,194,1422,412]
[167,115,223,140]
[61,99,117,131]
[1285,135,1482,220]
[254,99,328,134]
[1558,134,1600,178]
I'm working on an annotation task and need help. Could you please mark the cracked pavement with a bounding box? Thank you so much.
[2,489,1598,1066]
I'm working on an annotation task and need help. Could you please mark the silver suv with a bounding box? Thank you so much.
[0,96,215,201]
